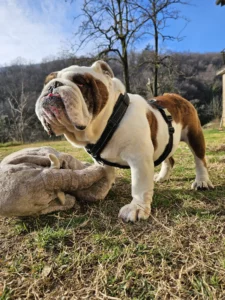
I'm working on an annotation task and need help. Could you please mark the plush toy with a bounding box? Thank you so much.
[0,147,114,217]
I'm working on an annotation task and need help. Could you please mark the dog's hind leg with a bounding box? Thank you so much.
[183,126,214,190]
[154,156,175,182]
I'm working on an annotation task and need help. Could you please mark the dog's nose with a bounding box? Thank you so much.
[47,81,64,95]
[75,125,86,131]
[42,94,65,111]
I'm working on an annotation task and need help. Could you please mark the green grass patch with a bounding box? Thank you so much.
[33,226,72,250]
[0,129,225,299]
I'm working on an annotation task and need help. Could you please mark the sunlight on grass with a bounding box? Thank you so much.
[0,129,224,299]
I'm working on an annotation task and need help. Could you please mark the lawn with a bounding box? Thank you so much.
[0,129,225,299]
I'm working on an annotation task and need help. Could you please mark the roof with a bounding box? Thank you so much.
[217,68,225,76]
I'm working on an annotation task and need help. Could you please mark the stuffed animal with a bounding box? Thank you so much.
[0,147,114,217]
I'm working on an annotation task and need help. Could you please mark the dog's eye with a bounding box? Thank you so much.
[73,75,88,88]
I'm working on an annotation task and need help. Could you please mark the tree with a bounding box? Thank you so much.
[6,80,33,143]
[136,0,189,96]
[72,0,189,94]
[72,0,151,92]
[216,0,225,6]
[0,61,35,143]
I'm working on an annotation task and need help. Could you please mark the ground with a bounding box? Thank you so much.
[0,129,225,300]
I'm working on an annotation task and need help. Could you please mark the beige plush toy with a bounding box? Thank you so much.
[0,147,113,217]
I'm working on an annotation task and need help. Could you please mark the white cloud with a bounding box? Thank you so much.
[0,0,76,66]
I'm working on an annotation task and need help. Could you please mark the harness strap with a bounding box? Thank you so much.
[85,93,130,168]
[148,99,174,166]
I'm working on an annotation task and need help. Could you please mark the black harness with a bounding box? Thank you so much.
[147,99,174,166]
[85,94,174,168]
[85,93,130,168]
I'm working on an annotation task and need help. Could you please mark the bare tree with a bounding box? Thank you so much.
[72,0,189,94]
[6,80,33,143]
[216,0,225,6]
[0,61,35,143]
[136,0,190,96]
[72,0,151,92]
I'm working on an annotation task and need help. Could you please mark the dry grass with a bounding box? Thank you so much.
[0,129,225,299]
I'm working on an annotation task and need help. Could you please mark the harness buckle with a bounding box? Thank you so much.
[167,115,173,122]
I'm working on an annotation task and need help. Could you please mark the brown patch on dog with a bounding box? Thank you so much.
[146,111,158,150]
[155,93,197,128]
[169,156,175,168]
[154,93,207,166]
[44,72,58,85]
[187,126,207,166]
[72,73,108,117]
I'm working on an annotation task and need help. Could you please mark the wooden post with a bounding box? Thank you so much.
[216,68,225,127]
[223,74,225,127]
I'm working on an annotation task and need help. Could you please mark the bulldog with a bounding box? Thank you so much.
[36,60,214,222]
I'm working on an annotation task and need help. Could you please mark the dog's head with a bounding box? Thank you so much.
[36,61,125,143]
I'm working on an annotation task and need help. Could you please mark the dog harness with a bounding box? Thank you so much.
[85,93,130,168]
[147,99,175,166]
[85,94,174,168]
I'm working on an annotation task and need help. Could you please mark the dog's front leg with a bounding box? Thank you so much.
[118,153,154,222]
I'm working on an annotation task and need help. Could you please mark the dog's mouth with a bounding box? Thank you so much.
[43,118,54,136]
[41,93,64,136]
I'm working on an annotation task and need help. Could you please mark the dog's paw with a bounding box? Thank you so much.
[191,180,214,190]
[154,173,168,183]
[118,202,150,222]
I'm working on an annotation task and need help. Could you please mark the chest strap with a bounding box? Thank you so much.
[85,93,130,169]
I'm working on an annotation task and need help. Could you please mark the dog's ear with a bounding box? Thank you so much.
[92,61,114,78]
[44,72,58,85]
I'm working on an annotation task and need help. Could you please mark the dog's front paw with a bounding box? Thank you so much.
[191,180,214,190]
[118,202,150,222]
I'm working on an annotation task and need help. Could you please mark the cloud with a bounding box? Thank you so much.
[0,0,75,65]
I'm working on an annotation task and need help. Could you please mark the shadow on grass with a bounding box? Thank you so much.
[9,183,225,237]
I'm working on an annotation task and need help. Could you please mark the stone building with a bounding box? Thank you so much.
[217,67,225,127]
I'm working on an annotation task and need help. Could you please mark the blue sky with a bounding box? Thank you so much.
[0,0,225,66]
[163,0,225,53]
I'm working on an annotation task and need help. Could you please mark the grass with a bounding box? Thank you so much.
[0,129,225,299]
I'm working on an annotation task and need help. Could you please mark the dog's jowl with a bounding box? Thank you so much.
[36,60,214,222]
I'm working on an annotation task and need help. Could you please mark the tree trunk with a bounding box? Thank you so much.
[154,43,158,97]
[121,37,130,92]
[153,10,158,97]
[122,54,130,93]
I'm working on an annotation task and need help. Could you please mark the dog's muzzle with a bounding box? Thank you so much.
[42,93,65,117]
[42,81,65,119]
[41,86,87,136]
[41,93,64,136]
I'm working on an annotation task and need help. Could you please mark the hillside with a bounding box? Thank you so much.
[0,52,223,143]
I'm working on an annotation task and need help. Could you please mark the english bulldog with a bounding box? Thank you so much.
[36,60,214,222]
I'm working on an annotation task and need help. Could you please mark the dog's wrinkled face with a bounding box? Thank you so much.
[35,61,114,139]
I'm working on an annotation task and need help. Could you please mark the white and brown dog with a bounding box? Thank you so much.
[36,60,214,222]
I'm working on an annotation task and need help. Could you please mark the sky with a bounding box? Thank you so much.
[0,0,225,66]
